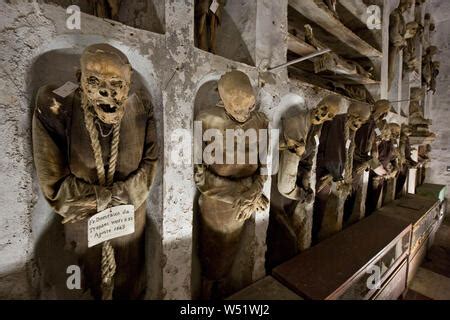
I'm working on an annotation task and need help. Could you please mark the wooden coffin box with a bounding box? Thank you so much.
[377,194,440,285]
[272,214,412,300]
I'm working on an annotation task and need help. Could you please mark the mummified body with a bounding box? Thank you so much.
[195,0,226,53]
[32,44,158,299]
[194,70,268,299]
[409,87,436,138]
[312,101,370,242]
[266,95,341,269]
[388,0,414,90]
[395,124,417,198]
[343,100,390,224]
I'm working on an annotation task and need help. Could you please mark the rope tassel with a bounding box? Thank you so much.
[101,240,116,300]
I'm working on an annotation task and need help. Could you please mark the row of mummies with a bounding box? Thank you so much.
[32,44,417,300]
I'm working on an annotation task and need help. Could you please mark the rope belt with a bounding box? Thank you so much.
[84,109,121,300]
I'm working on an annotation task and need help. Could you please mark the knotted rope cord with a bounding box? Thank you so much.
[341,119,356,196]
[83,103,121,300]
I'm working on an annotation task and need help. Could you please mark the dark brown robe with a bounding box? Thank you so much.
[32,85,158,299]
[343,117,376,222]
[312,114,347,242]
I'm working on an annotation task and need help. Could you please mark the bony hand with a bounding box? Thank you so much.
[61,198,97,224]
[234,193,268,222]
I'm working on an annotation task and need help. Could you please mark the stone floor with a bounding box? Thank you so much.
[404,215,450,300]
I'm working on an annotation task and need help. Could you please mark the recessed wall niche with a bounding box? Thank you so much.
[27,46,163,299]
[194,0,257,66]
[44,0,165,34]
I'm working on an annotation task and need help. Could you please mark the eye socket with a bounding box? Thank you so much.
[110,80,123,88]
[87,76,99,85]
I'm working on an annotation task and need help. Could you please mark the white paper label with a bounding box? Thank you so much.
[87,205,135,248]
[345,139,351,149]
[375,128,382,136]
[209,0,220,13]
[314,134,320,145]
[53,81,79,98]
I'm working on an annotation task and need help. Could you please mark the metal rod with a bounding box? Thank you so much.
[390,98,414,103]
[268,48,332,72]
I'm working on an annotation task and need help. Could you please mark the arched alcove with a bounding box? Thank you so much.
[27,40,164,299]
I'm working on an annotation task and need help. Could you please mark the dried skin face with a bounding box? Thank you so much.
[311,95,341,125]
[347,102,371,131]
[404,22,419,39]
[285,136,306,157]
[389,123,401,139]
[80,45,132,125]
[379,120,391,140]
[373,99,391,121]
[218,70,256,123]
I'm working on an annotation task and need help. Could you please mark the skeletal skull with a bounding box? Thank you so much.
[218,70,256,123]
[389,123,401,139]
[347,101,371,131]
[380,120,391,140]
[404,21,419,39]
[401,124,413,136]
[80,44,132,125]
[311,94,342,125]
[372,99,391,121]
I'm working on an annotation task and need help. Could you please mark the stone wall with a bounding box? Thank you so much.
[427,15,450,205]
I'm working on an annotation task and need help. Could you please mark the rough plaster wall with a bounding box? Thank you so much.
[214,0,257,66]
[44,0,165,34]
[426,17,450,203]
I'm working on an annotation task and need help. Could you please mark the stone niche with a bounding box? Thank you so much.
[27,43,164,299]
[194,0,257,66]
[44,0,166,34]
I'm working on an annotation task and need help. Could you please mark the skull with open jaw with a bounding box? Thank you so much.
[80,44,132,125]
[347,101,371,131]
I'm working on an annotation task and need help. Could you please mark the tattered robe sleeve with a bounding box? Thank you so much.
[32,86,99,218]
[111,107,159,210]
[194,110,268,204]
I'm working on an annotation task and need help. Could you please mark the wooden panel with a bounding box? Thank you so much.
[408,240,428,286]
[378,194,440,255]
[288,0,382,58]
[373,259,408,300]
[273,214,411,300]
